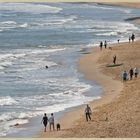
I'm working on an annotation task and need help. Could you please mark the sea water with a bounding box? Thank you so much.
[0,2,140,137]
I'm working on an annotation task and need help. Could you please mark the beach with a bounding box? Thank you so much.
[40,39,140,138]
[98,2,140,9]
[40,3,140,138]
[0,2,140,137]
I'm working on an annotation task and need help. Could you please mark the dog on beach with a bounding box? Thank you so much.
[56,123,61,131]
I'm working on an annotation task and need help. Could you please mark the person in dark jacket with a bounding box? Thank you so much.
[41,113,48,132]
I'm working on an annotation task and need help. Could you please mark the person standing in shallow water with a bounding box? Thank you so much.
[85,104,92,121]
[41,113,48,132]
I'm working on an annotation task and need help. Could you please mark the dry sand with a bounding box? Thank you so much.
[98,2,140,9]
[133,19,140,25]
[40,40,140,137]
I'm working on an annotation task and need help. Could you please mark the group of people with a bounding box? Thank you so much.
[117,33,135,44]
[129,33,135,43]
[42,104,92,132]
[122,67,139,81]
[42,113,60,132]
[99,33,135,51]
[99,40,107,50]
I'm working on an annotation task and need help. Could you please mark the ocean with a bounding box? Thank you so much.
[0,2,140,137]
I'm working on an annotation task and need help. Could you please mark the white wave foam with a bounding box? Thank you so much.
[36,95,101,114]
[0,112,32,122]
[0,3,62,14]
[31,15,77,28]
[1,21,17,25]
[94,5,114,10]
[0,20,29,31]
[32,47,65,53]
[89,21,140,37]
[33,82,100,114]
[0,21,17,30]
[0,96,17,106]
[0,118,28,136]
[7,119,29,127]
[19,23,28,28]
[123,9,132,14]
[96,31,119,36]
[0,52,26,70]
[0,48,65,71]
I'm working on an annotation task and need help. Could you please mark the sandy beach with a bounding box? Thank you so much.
[0,1,140,137]
[98,2,140,9]
[40,40,140,137]
[39,2,140,138]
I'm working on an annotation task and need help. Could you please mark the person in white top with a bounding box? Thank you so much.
[85,104,92,121]
[133,67,139,78]
[49,113,55,131]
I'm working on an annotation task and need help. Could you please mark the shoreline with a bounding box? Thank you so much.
[39,43,124,137]
[1,2,140,137]
[97,2,140,9]
[39,37,140,137]
[39,2,140,135]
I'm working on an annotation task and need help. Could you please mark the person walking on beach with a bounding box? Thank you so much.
[113,55,116,65]
[85,104,92,121]
[99,41,103,51]
[104,40,107,49]
[133,67,139,78]
[129,68,134,80]
[122,71,128,82]
[131,33,135,42]
[49,113,55,131]
[117,39,120,43]
[129,36,131,43]
[41,113,48,132]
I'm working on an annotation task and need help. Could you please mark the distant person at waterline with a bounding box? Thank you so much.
[117,39,120,43]
[85,104,92,121]
[131,33,135,42]
[129,36,131,43]
[133,67,139,78]
[41,113,48,132]
[104,40,107,49]
[49,113,55,131]
[99,41,103,51]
